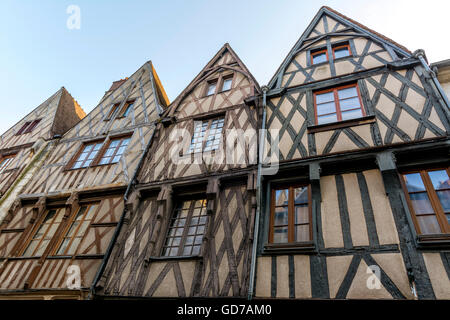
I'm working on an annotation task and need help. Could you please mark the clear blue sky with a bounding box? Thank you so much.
[1,0,449,133]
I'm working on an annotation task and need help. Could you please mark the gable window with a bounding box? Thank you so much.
[332,43,351,59]
[16,119,41,135]
[56,203,98,255]
[311,49,328,65]
[120,100,135,118]
[206,81,217,96]
[269,185,311,244]
[188,117,224,153]
[71,141,104,169]
[401,168,450,236]
[162,199,208,257]
[106,103,121,120]
[221,76,233,92]
[22,208,65,257]
[0,155,14,174]
[314,83,365,125]
[98,136,131,165]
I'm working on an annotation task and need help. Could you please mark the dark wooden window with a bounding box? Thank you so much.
[221,76,233,92]
[71,141,104,169]
[0,155,14,174]
[188,117,224,153]
[16,119,41,135]
[269,185,311,244]
[55,203,98,255]
[22,208,65,257]
[98,136,131,165]
[401,168,450,235]
[332,43,351,59]
[205,81,217,96]
[120,100,135,118]
[311,49,328,64]
[314,83,365,125]
[162,199,208,257]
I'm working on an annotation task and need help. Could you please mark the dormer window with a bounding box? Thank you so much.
[332,43,351,59]
[206,81,217,96]
[16,119,41,135]
[311,49,328,65]
[120,100,135,117]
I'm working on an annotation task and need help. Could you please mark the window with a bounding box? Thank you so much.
[106,103,121,120]
[269,185,311,244]
[206,81,217,96]
[401,168,450,235]
[221,77,233,92]
[98,136,131,165]
[120,100,135,118]
[311,49,328,65]
[71,141,104,169]
[56,204,98,255]
[162,199,208,257]
[188,117,224,153]
[16,119,41,135]
[332,43,351,59]
[22,208,65,257]
[0,155,14,174]
[314,84,365,125]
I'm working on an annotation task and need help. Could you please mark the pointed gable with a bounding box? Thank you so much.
[269,6,412,90]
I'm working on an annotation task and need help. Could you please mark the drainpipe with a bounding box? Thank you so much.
[414,49,450,112]
[248,85,269,300]
[88,126,157,300]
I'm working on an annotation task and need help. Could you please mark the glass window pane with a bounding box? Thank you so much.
[185,236,194,245]
[222,78,232,91]
[317,114,338,125]
[295,205,309,224]
[35,240,49,256]
[183,246,192,256]
[83,144,94,152]
[57,238,70,255]
[207,83,216,96]
[436,190,450,212]
[273,227,288,244]
[428,170,449,190]
[93,143,103,151]
[316,102,337,116]
[312,52,327,64]
[294,187,308,204]
[274,207,288,226]
[339,97,361,111]
[275,189,289,206]
[341,109,363,121]
[316,92,334,104]
[334,47,350,59]
[111,155,121,163]
[172,237,181,246]
[404,173,426,192]
[192,245,201,255]
[337,87,358,100]
[23,240,38,256]
[410,192,434,214]
[417,215,442,234]
[295,225,310,242]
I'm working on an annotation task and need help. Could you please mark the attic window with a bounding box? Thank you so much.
[332,43,351,59]
[106,103,121,120]
[206,81,217,96]
[120,100,135,117]
[0,155,14,174]
[311,49,328,65]
[221,76,233,92]
[16,119,41,135]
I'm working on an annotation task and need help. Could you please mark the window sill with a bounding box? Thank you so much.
[307,115,375,133]
[263,242,315,255]
[416,233,450,249]
[146,255,203,263]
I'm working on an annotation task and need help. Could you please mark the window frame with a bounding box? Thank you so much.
[66,139,105,170]
[399,167,450,237]
[311,48,329,65]
[118,100,136,118]
[268,184,312,245]
[219,74,234,93]
[332,43,352,60]
[105,103,121,121]
[205,80,218,97]
[187,115,225,154]
[313,83,366,125]
[96,134,132,166]
[16,119,42,135]
[0,154,15,174]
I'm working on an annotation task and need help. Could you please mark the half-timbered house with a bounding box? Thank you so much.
[95,44,261,298]
[0,61,169,299]
[0,87,85,222]
[253,6,450,300]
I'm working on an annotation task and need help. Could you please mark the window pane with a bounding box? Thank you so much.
[294,187,308,204]
[428,170,449,190]
[316,92,334,104]
[222,78,232,91]
[295,225,310,242]
[334,47,350,59]
[317,114,338,125]
[339,97,361,111]
[273,227,288,243]
[275,189,289,206]
[274,207,288,226]
[410,192,434,214]
[312,52,327,64]
[436,190,450,212]
[404,173,426,192]
[316,102,336,116]
[295,205,309,224]
[417,215,442,234]
[207,83,216,96]
[337,87,358,100]
[341,109,363,121]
